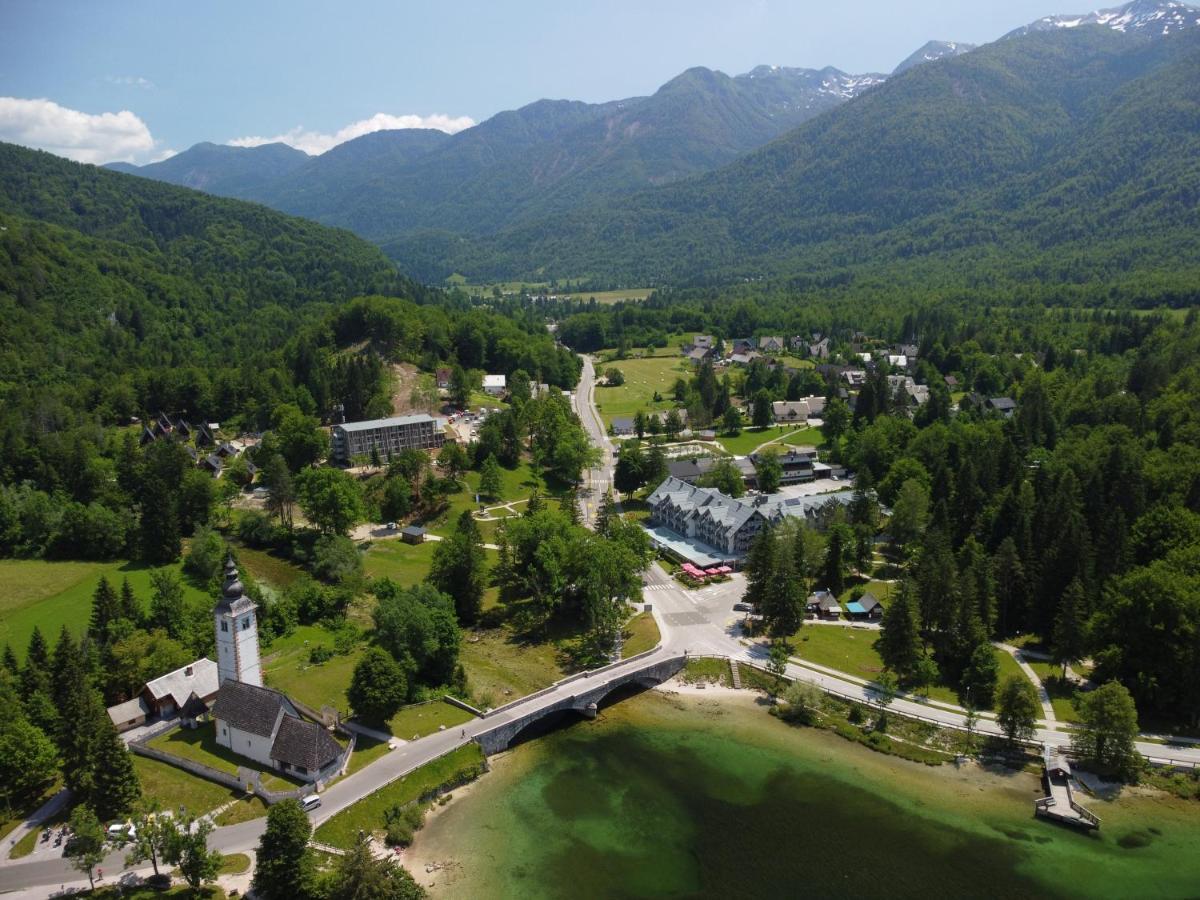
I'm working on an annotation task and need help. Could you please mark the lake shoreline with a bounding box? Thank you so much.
[404,686,1200,899]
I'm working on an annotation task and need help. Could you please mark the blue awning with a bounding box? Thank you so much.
[845,601,866,615]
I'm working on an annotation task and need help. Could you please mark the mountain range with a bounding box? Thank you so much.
[99,0,1200,292]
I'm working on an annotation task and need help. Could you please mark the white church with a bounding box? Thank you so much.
[209,557,343,783]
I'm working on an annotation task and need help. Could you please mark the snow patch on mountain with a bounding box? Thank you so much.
[1007,0,1200,38]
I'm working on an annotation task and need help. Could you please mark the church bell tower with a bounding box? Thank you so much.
[214,555,262,686]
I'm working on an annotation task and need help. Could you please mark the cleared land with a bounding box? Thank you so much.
[0,559,209,660]
[459,625,564,708]
[265,643,364,715]
[593,354,689,426]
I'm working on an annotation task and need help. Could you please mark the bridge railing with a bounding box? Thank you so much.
[482,646,671,719]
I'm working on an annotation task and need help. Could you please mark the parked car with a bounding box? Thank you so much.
[733,602,753,612]
[301,795,322,812]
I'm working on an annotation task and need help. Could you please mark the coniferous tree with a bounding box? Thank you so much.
[91,716,141,820]
[1,643,17,676]
[88,577,121,648]
[478,454,503,501]
[1052,578,1087,678]
[743,526,778,613]
[877,582,923,682]
[119,578,141,625]
[559,484,581,526]
[820,525,850,596]
[762,538,804,639]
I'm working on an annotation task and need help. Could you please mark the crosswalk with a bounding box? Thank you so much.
[643,583,673,592]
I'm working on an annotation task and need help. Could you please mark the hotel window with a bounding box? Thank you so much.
[221,621,229,633]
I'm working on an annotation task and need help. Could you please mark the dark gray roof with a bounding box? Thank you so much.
[270,715,342,771]
[858,592,881,611]
[401,525,426,537]
[988,397,1017,410]
[180,692,210,719]
[210,680,285,738]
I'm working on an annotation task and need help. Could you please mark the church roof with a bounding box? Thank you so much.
[211,680,286,738]
[270,716,343,771]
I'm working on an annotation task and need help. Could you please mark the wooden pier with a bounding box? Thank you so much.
[1034,745,1100,830]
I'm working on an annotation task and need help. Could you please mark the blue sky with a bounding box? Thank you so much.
[0,0,1069,163]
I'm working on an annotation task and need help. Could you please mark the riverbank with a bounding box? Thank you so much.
[405,689,1200,899]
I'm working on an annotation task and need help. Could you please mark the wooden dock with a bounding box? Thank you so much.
[1035,745,1100,830]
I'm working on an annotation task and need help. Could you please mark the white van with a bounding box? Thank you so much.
[301,795,322,812]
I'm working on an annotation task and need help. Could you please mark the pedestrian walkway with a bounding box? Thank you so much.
[996,643,1057,723]
[0,790,71,865]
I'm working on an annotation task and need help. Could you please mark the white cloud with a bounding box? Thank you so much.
[106,75,155,90]
[228,112,475,156]
[0,97,160,164]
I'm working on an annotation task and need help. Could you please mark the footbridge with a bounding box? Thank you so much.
[474,649,687,755]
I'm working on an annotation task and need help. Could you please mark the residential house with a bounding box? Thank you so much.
[842,369,868,387]
[611,417,636,436]
[107,697,150,733]
[987,397,1017,418]
[687,345,716,365]
[667,456,756,487]
[759,336,785,354]
[846,592,884,620]
[771,396,826,424]
[944,375,960,389]
[887,375,929,408]
[887,354,909,370]
[400,525,426,545]
[730,351,762,367]
[750,447,829,485]
[211,680,343,783]
[807,590,841,619]
[107,657,220,727]
[202,454,224,476]
[483,374,507,396]
[730,338,755,356]
[807,337,831,360]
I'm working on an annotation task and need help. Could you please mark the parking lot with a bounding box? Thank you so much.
[775,477,848,499]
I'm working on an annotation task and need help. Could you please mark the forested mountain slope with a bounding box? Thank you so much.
[0,142,416,398]
[434,26,1200,298]
[105,140,312,197]
[110,61,890,243]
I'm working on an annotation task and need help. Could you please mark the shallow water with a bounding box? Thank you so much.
[411,690,1200,899]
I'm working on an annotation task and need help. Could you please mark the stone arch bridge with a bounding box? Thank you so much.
[474,652,687,755]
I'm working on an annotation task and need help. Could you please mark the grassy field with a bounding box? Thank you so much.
[213,794,268,826]
[1026,659,1082,722]
[313,743,486,849]
[363,541,440,585]
[132,754,240,817]
[788,628,1033,711]
[681,657,732,686]
[386,699,476,740]
[0,559,209,660]
[235,547,306,591]
[621,612,660,658]
[459,625,565,708]
[218,853,252,875]
[425,461,548,537]
[561,288,652,303]
[345,737,392,776]
[711,427,775,456]
[593,354,689,426]
[265,643,364,715]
